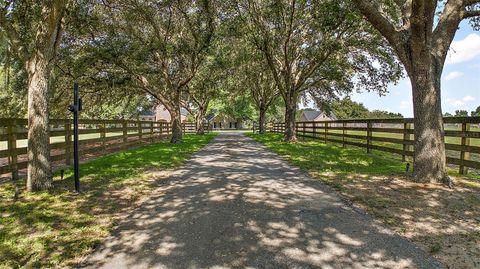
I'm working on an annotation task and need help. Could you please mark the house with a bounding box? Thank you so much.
[138,110,156,121]
[155,104,189,122]
[299,110,337,122]
[209,112,244,129]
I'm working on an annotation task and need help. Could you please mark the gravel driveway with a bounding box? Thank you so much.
[81,132,445,269]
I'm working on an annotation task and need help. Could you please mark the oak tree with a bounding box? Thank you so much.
[0,0,68,190]
[239,0,401,141]
[352,0,480,182]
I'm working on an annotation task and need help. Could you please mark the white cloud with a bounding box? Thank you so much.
[399,100,412,109]
[444,95,476,107]
[444,71,464,81]
[446,33,480,64]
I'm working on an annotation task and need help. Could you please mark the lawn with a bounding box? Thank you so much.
[296,127,480,167]
[0,133,216,268]
[248,133,480,269]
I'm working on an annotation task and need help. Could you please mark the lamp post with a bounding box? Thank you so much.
[68,83,82,193]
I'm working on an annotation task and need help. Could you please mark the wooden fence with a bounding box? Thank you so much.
[270,117,480,174]
[0,118,204,180]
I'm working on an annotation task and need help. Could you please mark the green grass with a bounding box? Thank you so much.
[294,127,480,175]
[248,133,406,176]
[0,133,216,268]
[250,133,480,181]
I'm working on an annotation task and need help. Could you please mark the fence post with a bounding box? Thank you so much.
[150,122,154,142]
[312,122,317,140]
[100,121,106,153]
[324,122,328,144]
[367,121,372,153]
[342,122,346,148]
[65,121,72,165]
[302,122,306,141]
[138,120,143,140]
[7,119,18,180]
[459,122,471,174]
[123,120,128,144]
[402,122,412,162]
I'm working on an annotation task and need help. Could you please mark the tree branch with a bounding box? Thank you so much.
[351,0,400,46]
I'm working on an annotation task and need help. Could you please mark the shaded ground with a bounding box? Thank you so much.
[0,134,216,268]
[0,134,169,182]
[82,132,445,269]
[248,133,480,269]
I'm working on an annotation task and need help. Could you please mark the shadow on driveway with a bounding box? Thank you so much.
[81,133,445,269]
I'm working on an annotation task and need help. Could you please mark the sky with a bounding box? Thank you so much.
[350,21,480,117]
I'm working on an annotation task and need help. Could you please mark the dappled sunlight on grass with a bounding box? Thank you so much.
[0,133,216,268]
[248,133,480,269]
[248,133,405,176]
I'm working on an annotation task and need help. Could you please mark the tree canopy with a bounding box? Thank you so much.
[0,0,478,189]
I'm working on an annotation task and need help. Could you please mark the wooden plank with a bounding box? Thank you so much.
[367,122,372,153]
[370,144,413,156]
[444,130,480,138]
[324,122,328,144]
[123,120,128,143]
[443,116,480,124]
[0,149,10,158]
[371,136,413,145]
[459,122,471,174]
[0,164,11,174]
[7,119,18,180]
[16,161,27,170]
[150,122,154,142]
[402,123,412,162]
[51,153,67,162]
[445,143,480,154]
[100,121,106,153]
[138,122,143,139]
[13,133,28,140]
[447,157,480,169]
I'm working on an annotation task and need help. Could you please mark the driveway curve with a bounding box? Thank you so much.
[81,132,445,269]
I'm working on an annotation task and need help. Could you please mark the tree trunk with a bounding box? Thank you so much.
[169,103,183,143]
[26,55,52,191]
[284,97,297,142]
[409,58,447,183]
[195,108,206,135]
[258,105,267,134]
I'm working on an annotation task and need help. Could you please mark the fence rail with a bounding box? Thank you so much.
[0,118,203,180]
[270,117,480,174]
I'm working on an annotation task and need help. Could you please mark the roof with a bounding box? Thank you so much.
[302,111,323,121]
[139,110,155,116]
[301,110,338,121]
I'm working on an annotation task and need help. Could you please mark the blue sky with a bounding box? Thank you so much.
[350,21,480,117]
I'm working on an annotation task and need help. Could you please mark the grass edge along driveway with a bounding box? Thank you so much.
[247,133,480,269]
[0,133,217,269]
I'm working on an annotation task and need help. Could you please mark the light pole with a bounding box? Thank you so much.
[68,83,82,193]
